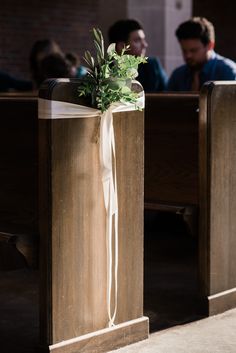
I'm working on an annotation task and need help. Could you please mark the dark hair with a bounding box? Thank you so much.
[29,39,63,84]
[36,53,71,87]
[108,19,143,43]
[176,17,215,45]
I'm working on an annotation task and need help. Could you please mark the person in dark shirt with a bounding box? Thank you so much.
[168,17,236,91]
[0,70,32,92]
[29,39,64,88]
[108,19,168,92]
[39,53,72,85]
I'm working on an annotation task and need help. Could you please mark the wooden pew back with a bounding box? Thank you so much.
[145,93,199,210]
[0,92,199,234]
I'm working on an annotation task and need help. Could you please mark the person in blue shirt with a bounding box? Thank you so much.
[108,19,168,92]
[168,17,236,91]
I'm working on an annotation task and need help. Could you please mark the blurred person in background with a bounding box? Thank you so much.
[168,17,236,91]
[29,39,64,88]
[65,52,87,78]
[0,70,32,92]
[108,19,168,92]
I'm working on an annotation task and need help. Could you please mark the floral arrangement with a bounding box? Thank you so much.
[78,28,147,112]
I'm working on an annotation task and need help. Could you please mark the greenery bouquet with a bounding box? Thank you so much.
[78,28,147,112]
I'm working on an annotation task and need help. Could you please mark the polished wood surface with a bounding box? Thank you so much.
[199,81,236,314]
[38,79,148,351]
[49,318,148,353]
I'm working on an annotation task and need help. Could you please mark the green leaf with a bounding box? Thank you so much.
[93,28,101,43]
[79,27,146,111]
[84,50,95,69]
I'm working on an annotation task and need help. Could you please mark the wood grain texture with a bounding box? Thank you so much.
[114,110,144,324]
[38,81,146,349]
[48,317,149,353]
[208,288,236,316]
[199,82,236,313]
[39,116,107,343]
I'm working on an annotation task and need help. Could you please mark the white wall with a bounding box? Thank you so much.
[165,0,192,75]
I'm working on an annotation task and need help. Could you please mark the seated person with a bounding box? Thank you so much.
[168,17,236,91]
[108,19,168,92]
[37,53,73,86]
[65,52,87,78]
[29,39,64,88]
[0,70,32,92]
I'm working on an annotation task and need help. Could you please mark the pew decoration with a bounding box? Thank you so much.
[78,28,147,112]
[39,28,145,329]
[78,28,146,327]
[39,94,144,329]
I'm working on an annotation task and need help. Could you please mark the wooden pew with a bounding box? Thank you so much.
[144,93,199,233]
[1,82,236,349]
[199,81,236,315]
[0,91,200,263]
[0,83,148,350]
[38,79,148,352]
[145,85,236,316]
[0,92,200,263]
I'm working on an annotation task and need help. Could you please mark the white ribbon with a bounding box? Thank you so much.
[38,89,144,328]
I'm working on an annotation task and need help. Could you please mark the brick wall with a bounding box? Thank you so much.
[2,0,235,81]
[0,0,99,79]
[193,0,236,62]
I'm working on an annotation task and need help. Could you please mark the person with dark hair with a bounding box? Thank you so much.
[168,17,236,91]
[65,52,87,78]
[29,39,64,88]
[39,53,72,85]
[108,19,168,92]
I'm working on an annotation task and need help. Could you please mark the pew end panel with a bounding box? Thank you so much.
[38,79,148,353]
[199,81,236,315]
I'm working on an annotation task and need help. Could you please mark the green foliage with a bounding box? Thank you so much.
[78,28,147,112]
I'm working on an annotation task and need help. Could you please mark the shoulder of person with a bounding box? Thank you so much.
[144,57,168,78]
[146,56,162,67]
[214,53,236,72]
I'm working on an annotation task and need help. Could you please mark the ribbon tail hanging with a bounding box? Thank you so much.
[100,107,119,327]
